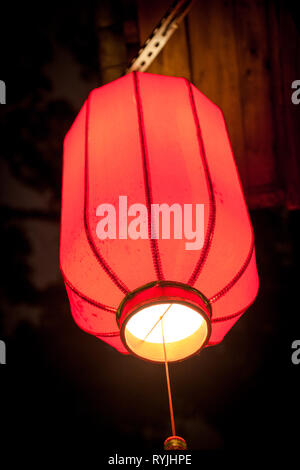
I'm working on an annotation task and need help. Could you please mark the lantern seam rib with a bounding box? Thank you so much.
[207,107,256,305]
[209,241,254,304]
[63,273,117,313]
[133,71,164,281]
[97,332,121,337]
[207,309,246,346]
[210,288,259,324]
[211,307,245,324]
[74,317,120,337]
[84,91,130,295]
[71,309,120,336]
[185,80,216,286]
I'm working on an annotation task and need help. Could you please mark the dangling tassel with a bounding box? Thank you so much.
[160,316,187,451]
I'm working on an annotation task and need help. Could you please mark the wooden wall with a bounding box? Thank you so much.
[137,0,300,209]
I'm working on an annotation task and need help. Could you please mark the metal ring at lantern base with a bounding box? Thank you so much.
[117,280,212,363]
[164,436,188,450]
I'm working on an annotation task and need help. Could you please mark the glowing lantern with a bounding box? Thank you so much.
[60,71,259,446]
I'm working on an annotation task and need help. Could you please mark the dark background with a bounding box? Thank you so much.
[0,0,300,460]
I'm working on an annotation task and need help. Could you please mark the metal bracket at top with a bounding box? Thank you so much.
[0,80,6,104]
[126,0,195,73]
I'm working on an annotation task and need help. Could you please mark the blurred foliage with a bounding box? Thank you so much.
[1,100,74,202]
[0,219,38,305]
[0,1,101,201]
[0,1,101,335]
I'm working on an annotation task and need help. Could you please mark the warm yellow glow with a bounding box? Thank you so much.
[126,303,203,343]
[123,302,209,362]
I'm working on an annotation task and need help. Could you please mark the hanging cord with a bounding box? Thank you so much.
[160,316,176,436]
[141,304,172,342]
[137,304,187,449]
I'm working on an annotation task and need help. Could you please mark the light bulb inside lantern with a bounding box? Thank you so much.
[126,303,203,343]
[123,301,209,362]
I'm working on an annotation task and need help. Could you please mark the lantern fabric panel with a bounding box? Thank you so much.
[86,75,157,290]
[60,102,125,309]
[189,82,254,297]
[65,284,118,334]
[96,333,129,354]
[207,248,258,343]
[208,312,245,345]
[134,72,211,281]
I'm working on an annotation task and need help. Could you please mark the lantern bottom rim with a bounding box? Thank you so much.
[117,281,211,363]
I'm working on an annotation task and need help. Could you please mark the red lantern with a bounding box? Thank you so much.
[60,71,259,363]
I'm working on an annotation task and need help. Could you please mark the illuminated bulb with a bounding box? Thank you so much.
[123,301,209,362]
[126,303,204,343]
